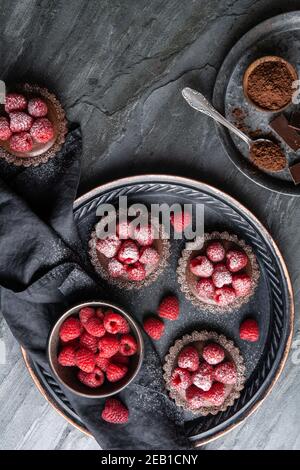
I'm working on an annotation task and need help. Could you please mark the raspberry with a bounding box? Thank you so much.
[112,352,130,365]
[192,362,214,391]
[132,224,154,246]
[206,241,225,262]
[28,97,48,117]
[9,132,33,153]
[226,250,248,273]
[212,264,232,288]
[95,307,105,320]
[0,117,12,141]
[232,273,252,297]
[143,317,164,340]
[75,348,95,373]
[126,262,146,281]
[98,334,120,358]
[9,111,33,132]
[101,398,129,424]
[118,316,130,334]
[202,343,225,365]
[189,256,213,278]
[178,346,199,372]
[5,93,27,113]
[95,355,110,371]
[139,247,159,266]
[214,362,237,385]
[80,331,98,353]
[103,311,125,334]
[201,382,226,406]
[119,334,137,356]
[96,235,121,258]
[58,345,76,366]
[78,367,104,388]
[170,367,192,390]
[170,211,192,233]
[79,307,95,325]
[239,319,259,342]
[214,286,236,306]
[59,317,81,342]
[106,362,128,382]
[117,240,139,265]
[196,278,215,299]
[117,221,131,240]
[107,258,126,278]
[186,385,206,408]
[85,317,106,337]
[158,295,179,321]
[30,117,54,143]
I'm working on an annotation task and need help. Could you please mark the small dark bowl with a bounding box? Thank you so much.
[48,301,144,398]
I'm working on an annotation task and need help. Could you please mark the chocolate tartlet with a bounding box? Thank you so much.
[0,83,67,167]
[177,232,259,313]
[163,331,246,416]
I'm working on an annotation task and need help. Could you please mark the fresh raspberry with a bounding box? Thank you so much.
[103,311,125,334]
[30,117,54,143]
[101,398,129,424]
[106,362,128,382]
[60,337,80,348]
[79,307,95,325]
[206,241,225,262]
[75,348,95,373]
[117,240,139,265]
[27,97,48,117]
[9,132,33,152]
[59,317,81,342]
[170,367,192,390]
[96,235,121,258]
[201,382,226,406]
[214,362,237,385]
[226,250,248,273]
[107,258,126,278]
[192,362,214,391]
[117,221,131,240]
[126,262,146,281]
[196,278,215,300]
[132,224,154,246]
[212,264,232,288]
[232,273,252,297]
[158,295,179,321]
[178,345,199,372]
[139,247,159,266]
[143,317,164,340]
[202,343,225,365]
[186,385,206,408]
[98,334,120,358]
[85,317,106,337]
[58,345,76,366]
[239,319,259,342]
[214,286,236,306]
[0,117,12,141]
[95,307,105,320]
[9,111,33,132]
[80,331,98,353]
[170,211,192,233]
[78,367,104,388]
[189,256,214,278]
[118,316,130,334]
[119,334,137,356]
[5,93,27,113]
[112,352,130,365]
[95,355,110,371]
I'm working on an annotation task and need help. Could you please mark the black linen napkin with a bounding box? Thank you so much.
[0,127,190,450]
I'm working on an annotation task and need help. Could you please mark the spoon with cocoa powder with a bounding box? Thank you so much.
[182,87,286,172]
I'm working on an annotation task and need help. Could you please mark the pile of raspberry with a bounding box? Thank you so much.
[96,221,160,282]
[189,240,252,306]
[58,306,138,389]
[170,342,237,408]
[0,92,54,153]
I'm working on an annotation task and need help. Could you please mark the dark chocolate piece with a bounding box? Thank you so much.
[288,111,300,131]
[289,162,300,185]
[270,114,300,151]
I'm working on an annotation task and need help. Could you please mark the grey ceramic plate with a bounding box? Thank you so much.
[213,12,300,196]
[22,175,293,446]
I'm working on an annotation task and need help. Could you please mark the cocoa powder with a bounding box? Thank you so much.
[250,141,286,172]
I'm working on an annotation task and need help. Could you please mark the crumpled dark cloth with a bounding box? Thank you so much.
[0,126,190,450]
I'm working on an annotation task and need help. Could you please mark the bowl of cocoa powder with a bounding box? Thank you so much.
[243,56,297,112]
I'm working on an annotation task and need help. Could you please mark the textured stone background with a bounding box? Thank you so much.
[1,0,300,450]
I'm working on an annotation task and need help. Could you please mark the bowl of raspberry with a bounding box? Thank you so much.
[48,301,144,398]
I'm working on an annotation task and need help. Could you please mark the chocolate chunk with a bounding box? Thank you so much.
[288,111,300,131]
[289,162,300,185]
[270,114,300,151]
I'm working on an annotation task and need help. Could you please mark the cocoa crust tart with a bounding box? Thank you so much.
[0,83,67,167]
[163,330,246,416]
[177,231,260,313]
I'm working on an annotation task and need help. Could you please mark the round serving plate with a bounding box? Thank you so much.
[213,11,300,196]
[22,175,294,446]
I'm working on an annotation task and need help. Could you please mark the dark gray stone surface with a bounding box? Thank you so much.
[1,0,300,450]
